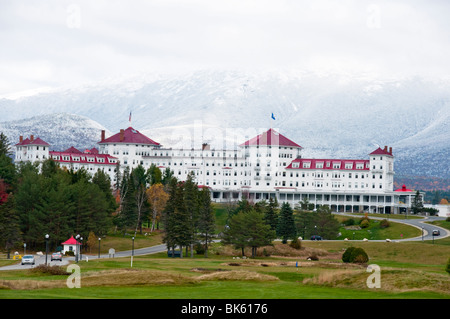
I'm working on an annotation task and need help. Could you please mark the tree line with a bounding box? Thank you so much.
[222,197,340,257]
[0,132,216,257]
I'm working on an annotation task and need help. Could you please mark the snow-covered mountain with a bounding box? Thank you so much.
[0,113,111,152]
[0,69,449,178]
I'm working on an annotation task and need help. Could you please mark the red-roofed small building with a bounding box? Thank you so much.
[61,236,81,255]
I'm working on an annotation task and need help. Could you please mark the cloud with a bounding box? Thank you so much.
[1,0,450,97]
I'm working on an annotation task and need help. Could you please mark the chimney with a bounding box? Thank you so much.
[389,147,392,155]
[19,136,23,143]
[30,135,34,142]
[120,129,124,142]
[384,146,387,152]
[101,130,105,142]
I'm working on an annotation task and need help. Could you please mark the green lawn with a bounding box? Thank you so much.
[335,215,422,240]
[1,205,449,300]
[1,238,449,299]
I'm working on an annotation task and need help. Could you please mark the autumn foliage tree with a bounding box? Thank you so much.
[146,183,169,232]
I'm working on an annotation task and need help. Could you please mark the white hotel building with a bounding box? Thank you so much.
[15,127,418,214]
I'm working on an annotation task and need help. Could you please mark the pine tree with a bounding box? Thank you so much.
[184,172,199,257]
[0,193,21,258]
[147,164,162,186]
[197,187,215,257]
[411,191,424,214]
[246,209,276,258]
[264,197,279,231]
[277,202,297,243]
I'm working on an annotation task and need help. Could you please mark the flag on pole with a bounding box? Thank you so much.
[129,111,132,123]
[271,113,276,120]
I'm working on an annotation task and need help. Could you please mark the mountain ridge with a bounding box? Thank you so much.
[0,69,448,179]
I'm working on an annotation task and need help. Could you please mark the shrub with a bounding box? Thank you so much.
[30,264,70,276]
[380,219,390,228]
[350,247,369,264]
[194,243,205,255]
[307,254,319,261]
[342,247,356,263]
[343,218,355,226]
[342,247,369,264]
[289,238,302,250]
[360,219,370,229]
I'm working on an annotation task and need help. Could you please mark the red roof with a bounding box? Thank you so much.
[61,236,81,245]
[286,158,370,170]
[50,149,118,166]
[99,127,160,146]
[395,185,413,192]
[15,137,50,146]
[63,146,82,154]
[240,129,302,148]
[370,146,393,156]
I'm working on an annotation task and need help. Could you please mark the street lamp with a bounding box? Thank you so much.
[98,237,101,259]
[131,237,135,268]
[75,234,80,263]
[45,234,49,265]
[80,237,83,261]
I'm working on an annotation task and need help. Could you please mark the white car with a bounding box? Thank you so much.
[21,255,35,265]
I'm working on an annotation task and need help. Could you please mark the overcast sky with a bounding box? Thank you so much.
[1,0,450,98]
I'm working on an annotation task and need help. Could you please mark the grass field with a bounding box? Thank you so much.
[1,207,449,300]
[1,237,449,299]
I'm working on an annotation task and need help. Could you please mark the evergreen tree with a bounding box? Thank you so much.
[222,208,275,257]
[162,167,174,187]
[147,164,162,186]
[130,165,150,235]
[0,132,12,157]
[246,209,276,258]
[315,205,340,239]
[184,172,199,257]
[14,163,47,248]
[263,197,279,231]
[162,178,191,257]
[0,193,21,258]
[222,210,249,256]
[277,202,297,243]
[92,169,117,214]
[0,132,15,188]
[411,191,424,214]
[197,187,215,257]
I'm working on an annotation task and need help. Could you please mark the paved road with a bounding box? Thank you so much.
[0,244,169,271]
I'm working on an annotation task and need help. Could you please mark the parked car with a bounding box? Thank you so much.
[432,229,440,236]
[310,235,322,241]
[51,252,62,261]
[21,255,35,265]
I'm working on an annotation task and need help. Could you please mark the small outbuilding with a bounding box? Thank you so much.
[61,236,81,255]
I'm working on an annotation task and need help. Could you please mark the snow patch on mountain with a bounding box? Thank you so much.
[0,113,111,153]
[0,69,449,177]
